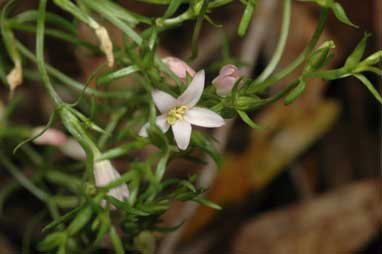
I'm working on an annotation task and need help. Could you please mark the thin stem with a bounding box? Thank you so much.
[248,8,328,93]
[17,42,134,99]
[36,0,62,106]
[97,108,127,149]
[0,151,49,202]
[255,0,291,82]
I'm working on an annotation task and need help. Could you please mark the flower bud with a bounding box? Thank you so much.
[361,51,382,66]
[305,40,335,72]
[212,64,241,96]
[32,127,87,160]
[94,160,129,207]
[59,138,87,161]
[33,127,68,146]
[162,57,195,82]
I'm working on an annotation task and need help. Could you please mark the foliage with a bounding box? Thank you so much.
[0,0,381,253]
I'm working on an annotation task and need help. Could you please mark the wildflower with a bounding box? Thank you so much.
[94,160,129,205]
[212,64,241,96]
[139,70,225,150]
[162,56,196,82]
[32,127,129,205]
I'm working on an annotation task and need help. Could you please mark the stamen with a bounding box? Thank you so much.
[167,106,188,124]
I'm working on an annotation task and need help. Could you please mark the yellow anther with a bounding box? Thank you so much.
[167,106,188,124]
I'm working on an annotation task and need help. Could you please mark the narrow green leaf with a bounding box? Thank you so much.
[155,151,170,182]
[236,110,263,130]
[97,65,139,84]
[110,227,125,254]
[193,196,222,210]
[238,0,256,37]
[38,232,66,250]
[284,79,306,105]
[97,140,147,161]
[191,131,222,167]
[42,206,83,232]
[354,74,382,104]
[345,33,370,68]
[163,0,183,18]
[331,2,358,28]
[10,10,76,33]
[66,206,93,236]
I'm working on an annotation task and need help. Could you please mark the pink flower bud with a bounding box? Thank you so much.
[94,160,129,208]
[212,64,241,96]
[162,57,195,82]
[33,127,68,146]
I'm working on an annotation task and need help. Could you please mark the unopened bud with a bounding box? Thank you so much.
[59,138,87,161]
[361,51,382,66]
[162,56,195,82]
[212,64,241,96]
[94,160,129,208]
[33,127,68,146]
[306,40,335,72]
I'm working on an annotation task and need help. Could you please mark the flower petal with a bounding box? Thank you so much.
[138,122,149,137]
[59,138,86,160]
[177,70,205,107]
[156,114,171,133]
[184,107,225,128]
[139,114,170,137]
[94,160,129,206]
[172,120,192,150]
[152,90,177,113]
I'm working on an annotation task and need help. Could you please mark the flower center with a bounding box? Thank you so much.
[167,106,188,125]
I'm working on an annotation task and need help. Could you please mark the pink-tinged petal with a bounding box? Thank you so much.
[33,127,68,146]
[213,64,241,97]
[152,90,177,113]
[219,64,238,76]
[177,70,205,107]
[139,115,170,137]
[214,76,237,96]
[59,138,86,160]
[162,56,196,80]
[172,120,192,150]
[94,160,129,208]
[184,107,225,128]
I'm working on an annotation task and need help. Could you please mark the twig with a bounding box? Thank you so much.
[158,1,279,253]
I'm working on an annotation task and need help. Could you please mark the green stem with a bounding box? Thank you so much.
[255,0,291,82]
[98,108,127,149]
[0,151,49,202]
[17,42,134,99]
[36,0,62,106]
[248,8,328,93]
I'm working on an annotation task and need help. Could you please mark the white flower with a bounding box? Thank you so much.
[139,70,225,150]
[94,160,129,206]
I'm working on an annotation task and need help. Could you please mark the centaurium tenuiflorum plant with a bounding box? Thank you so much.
[0,0,381,253]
